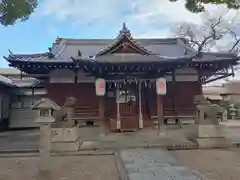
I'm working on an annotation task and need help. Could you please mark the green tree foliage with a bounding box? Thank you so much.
[0,0,38,26]
[169,0,240,13]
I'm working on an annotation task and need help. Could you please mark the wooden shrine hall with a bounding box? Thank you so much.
[5,23,238,132]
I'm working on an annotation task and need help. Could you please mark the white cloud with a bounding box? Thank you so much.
[38,0,240,83]
[36,0,220,36]
[38,0,240,39]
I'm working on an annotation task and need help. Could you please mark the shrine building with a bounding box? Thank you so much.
[5,23,239,132]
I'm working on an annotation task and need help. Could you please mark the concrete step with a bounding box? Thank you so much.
[73,116,99,121]
[75,108,98,112]
[75,112,98,116]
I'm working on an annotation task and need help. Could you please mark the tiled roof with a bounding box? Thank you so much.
[6,24,200,64]
[11,77,40,87]
[0,75,15,86]
[0,75,41,88]
[0,68,26,75]
[6,52,58,62]
[5,23,238,64]
[203,86,227,94]
[193,52,238,62]
[73,54,193,64]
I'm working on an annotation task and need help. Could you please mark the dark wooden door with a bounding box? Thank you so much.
[118,84,138,131]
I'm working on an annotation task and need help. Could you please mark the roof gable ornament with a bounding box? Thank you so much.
[78,49,82,56]
[119,22,131,37]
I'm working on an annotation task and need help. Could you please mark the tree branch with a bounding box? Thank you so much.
[197,16,222,53]
[228,30,240,53]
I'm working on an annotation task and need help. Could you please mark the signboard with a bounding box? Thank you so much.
[156,78,166,95]
[95,78,106,96]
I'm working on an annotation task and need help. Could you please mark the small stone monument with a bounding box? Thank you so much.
[32,98,60,178]
[222,110,228,122]
[50,97,81,152]
[229,104,237,120]
[193,95,229,148]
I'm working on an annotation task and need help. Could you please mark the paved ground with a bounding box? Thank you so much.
[0,148,240,180]
[171,149,240,180]
[0,155,119,180]
[119,149,206,180]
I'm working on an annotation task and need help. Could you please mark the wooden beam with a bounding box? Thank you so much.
[172,69,179,124]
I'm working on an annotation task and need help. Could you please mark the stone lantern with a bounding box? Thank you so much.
[32,98,60,124]
[32,98,60,173]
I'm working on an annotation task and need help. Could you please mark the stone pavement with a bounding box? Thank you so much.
[118,149,206,180]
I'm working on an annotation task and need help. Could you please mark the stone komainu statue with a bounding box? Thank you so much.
[194,94,224,124]
[53,97,77,127]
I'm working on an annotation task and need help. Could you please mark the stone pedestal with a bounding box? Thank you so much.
[50,126,81,152]
[39,124,52,171]
[194,124,229,148]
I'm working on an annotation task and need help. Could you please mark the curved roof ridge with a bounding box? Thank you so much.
[176,39,197,55]
[52,39,67,59]
[9,52,50,57]
[155,54,195,59]
[201,51,238,57]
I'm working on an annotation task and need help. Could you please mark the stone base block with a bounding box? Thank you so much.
[197,124,227,138]
[195,124,229,148]
[50,126,81,152]
[51,140,81,152]
[51,126,79,142]
[196,137,229,148]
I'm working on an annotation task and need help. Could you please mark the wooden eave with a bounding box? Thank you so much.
[8,60,76,75]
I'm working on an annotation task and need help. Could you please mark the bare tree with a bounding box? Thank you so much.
[171,10,240,84]
[170,10,240,54]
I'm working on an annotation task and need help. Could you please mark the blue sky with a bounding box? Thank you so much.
[0,0,239,70]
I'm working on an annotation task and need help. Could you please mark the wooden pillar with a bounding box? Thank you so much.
[138,81,143,129]
[157,94,164,134]
[116,83,121,130]
[98,96,106,133]
[198,70,203,94]
[172,69,179,124]
[99,96,105,121]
